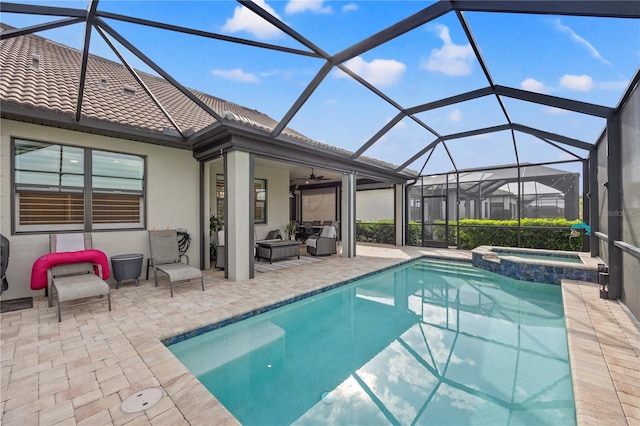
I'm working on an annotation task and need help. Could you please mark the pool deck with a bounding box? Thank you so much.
[1,243,638,425]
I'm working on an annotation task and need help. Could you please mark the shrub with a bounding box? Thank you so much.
[407,222,421,245]
[356,220,395,244]
[453,218,583,250]
[357,218,584,251]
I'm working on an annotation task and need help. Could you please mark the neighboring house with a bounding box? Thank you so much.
[412,164,580,222]
[0,25,409,301]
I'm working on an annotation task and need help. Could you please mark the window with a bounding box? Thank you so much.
[215,174,267,224]
[13,138,145,233]
[216,174,225,220]
[254,178,266,224]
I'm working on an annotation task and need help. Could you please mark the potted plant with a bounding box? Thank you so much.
[284,221,297,240]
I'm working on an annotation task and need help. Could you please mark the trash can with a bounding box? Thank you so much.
[111,254,143,289]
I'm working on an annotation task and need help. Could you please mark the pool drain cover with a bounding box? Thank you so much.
[121,387,163,413]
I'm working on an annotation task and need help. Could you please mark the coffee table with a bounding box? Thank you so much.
[256,240,301,264]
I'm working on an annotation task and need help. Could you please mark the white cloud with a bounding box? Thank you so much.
[211,68,260,83]
[552,19,611,66]
[342,3,358,12]
[222,0,284,40]
[544,106,570,115]
[449,108,462,122]
[285,0,331,15]
[559,74,593,91]
[520,78,547,93]
[335,56,406,87]
[420,24,474,76]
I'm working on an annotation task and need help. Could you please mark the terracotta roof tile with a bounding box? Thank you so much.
[1,24,401,171]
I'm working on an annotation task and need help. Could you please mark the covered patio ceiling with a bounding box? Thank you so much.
[1,1,639,181]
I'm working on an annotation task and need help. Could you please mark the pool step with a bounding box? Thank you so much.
[411,261,488,280]
[169,321,285,377]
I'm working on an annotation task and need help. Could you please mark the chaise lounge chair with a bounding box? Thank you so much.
[148,230,204,297]
[45,233,111,322]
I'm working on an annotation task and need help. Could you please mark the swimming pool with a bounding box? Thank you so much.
[168,259,576,425]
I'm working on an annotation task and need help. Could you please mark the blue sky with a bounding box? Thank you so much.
[2,1,639,176]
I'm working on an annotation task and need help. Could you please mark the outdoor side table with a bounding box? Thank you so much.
[111,253,143,289]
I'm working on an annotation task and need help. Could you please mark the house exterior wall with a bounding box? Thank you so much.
[595,83,640,320]
[356,188,394,221]
[0,119,200,301]
[208,159,290,240]
[254,163,290,239]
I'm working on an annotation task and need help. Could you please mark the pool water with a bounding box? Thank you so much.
[497,252,583,264]
[168,259,576,425]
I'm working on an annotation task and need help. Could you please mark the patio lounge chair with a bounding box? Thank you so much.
[148,230,204,297]
[306,225,337,256]
[45,233,111,322]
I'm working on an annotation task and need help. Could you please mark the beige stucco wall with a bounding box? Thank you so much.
[207,158,291,241]
[1,119,200,301]
[356,188,394,222]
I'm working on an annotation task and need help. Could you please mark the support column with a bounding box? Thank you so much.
[395,184,405,246]
[582,159,590,252]
[589,148,599,257]
[201,161,209,270]
[224,150,253,280]
[341,173,356,258]
[564,174,579,220]
[607,115,622,299]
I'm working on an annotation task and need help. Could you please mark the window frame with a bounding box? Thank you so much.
[11,137,147,234]
[215,174,267,224]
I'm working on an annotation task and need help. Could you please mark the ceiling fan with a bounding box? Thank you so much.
[293,168,331,183]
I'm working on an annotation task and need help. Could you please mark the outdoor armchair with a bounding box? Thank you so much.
[306,225,337,256]
[148,230,204,297]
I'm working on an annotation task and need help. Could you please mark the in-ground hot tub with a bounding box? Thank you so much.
[472,246,600,284]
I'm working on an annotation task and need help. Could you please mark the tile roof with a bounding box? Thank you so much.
[0,25,283,137]
[1,24,401,171]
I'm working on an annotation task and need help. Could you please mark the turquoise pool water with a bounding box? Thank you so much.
[497,252,583,264]
[168,259,576,425]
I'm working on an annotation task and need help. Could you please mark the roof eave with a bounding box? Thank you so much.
[192,120,413,184]
[1,101,189,149]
